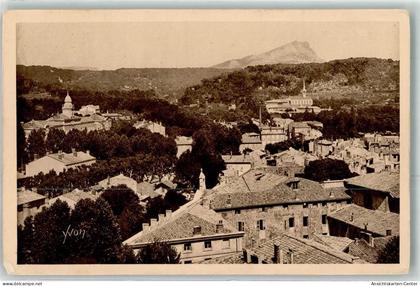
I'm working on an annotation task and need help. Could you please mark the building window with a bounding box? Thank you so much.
[261,207,268,212]
[204,240,212,249]
[238,221,244,231]
[184,260,192,264]
[257,219,265,230]
[222,238,230,249]
[322,214,327,225]
[234,209,241,214]
[303,216,309,227]
[289,217,295,228]
[184,242,192,251]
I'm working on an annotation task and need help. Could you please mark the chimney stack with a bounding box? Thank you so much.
[58,150,63,160]
[72,148,77,157]
[142,223,150,232]
[350,212,354,222]
[273,243,283,264]
[216,220,223,233]
[158,213,165,222]
[150,218,157,227]
[165,209,172,217]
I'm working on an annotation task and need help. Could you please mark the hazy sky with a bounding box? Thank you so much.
[17,21,399,70]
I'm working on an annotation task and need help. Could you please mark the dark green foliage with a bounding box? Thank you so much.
[145,189,187,220]
[26,129,46,161]
[377,236,400,264]
[237,121,260,134]
[17,123,27,169]
[180,58,399,120]
[100,185,141,216]
[68,198,125,263]
[174,150,201,188]
[45,128,66,153]
[290,106,399,139]
[100,185,146,240]
[265,138,306,154]
[28,199,71,263]
[136,241,180,264]
[17,65,228,99]
[17,198,136,264]
[302,159,356,182]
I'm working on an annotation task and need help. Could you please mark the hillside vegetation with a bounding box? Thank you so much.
[17,65,232,99]
[180,58,399,118]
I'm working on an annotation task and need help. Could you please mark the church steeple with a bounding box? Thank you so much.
[62,91,74,117]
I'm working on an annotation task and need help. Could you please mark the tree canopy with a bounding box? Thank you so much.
[301,158,356,182]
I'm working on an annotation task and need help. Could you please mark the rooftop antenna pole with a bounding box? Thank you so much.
[259,104,262,130]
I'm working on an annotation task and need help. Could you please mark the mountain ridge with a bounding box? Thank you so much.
[212,41,324,69]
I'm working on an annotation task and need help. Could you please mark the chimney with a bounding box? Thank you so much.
[72,148,77,157]
[216,220,223,233]
[329,190,335,198]
[86,150,90,155]
[165,209,172,217]
[273,243,283,264]
[150,218,157,227]
[58,150,63,160]
[142,223,150,232]
[364,222,368,230]
[288,249,295,264]
[350,212,354,222]
[158,213,165,222]
[193,226,202,236]
[226,195,232,207]
[386,229,392,236]
[33,153,39,160]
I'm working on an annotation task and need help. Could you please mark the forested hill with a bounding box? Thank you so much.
[180,58,399,106]
[16,65,232,99]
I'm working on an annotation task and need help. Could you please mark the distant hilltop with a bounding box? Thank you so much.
[212,41,324,69]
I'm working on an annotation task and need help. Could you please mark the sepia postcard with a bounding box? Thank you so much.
[2,9,410,275]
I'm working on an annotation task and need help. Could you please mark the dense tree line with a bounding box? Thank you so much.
[174,124,241,189]
[288,105,399,139]
[17,89,206,138]
[100,185,187,241]
[265,138,307,155]
[18,194,181,264]
[179,58,399,118]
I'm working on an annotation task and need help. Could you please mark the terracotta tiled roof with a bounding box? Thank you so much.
[247,234,365,264]
[199,253,244,264]
[328,204,399,236]
[206,172,350,210]
[222,155,252,164]
[241,133,262,144]
[124,202,241,246]
[289,122,310,128]
[48,151,96,166]
[47,189,98,209]
[345,171,400,198]
[137,181,159,200]
[312,234,354,252]
[17,190,46,206]
[348,236,396,263]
